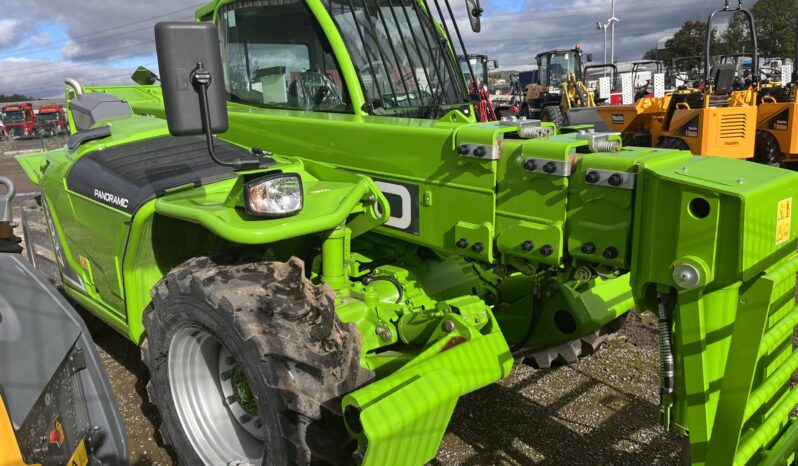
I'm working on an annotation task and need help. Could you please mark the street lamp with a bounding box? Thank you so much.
[597,21,609,67]
[608,0,620,64]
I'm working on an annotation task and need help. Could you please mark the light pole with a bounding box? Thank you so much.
[597,21,608,63]
[609,0,619,64]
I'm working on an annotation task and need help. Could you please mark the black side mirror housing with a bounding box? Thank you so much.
[154,22,228,136]
[465,0,483,33]
[586,53,594,63]
[131,66,160,86]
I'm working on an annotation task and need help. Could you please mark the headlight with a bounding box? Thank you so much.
[244,174,303,217]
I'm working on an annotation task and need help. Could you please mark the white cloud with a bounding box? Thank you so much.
[0,19,31,50]
[0,57,139,98]
[31,32,51,47]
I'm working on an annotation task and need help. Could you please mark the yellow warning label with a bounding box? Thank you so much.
[68,439,88,466]
[79,255,89,269]
[776,198,793,245]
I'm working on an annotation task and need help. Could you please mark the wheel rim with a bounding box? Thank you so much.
[169,327,264,465]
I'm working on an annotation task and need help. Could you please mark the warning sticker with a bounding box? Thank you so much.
[68,439,88,466]
[776,198,793,245]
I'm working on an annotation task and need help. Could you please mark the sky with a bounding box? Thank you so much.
[0,0,724,98]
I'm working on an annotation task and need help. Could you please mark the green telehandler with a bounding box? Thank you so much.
[14,1,798,465]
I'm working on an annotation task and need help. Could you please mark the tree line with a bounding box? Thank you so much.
[0,94,38,103]
[644,0,797,61]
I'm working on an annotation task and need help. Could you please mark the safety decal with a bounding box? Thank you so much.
[776,197,793,245]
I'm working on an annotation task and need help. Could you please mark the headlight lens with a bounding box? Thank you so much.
[245,174,303,217]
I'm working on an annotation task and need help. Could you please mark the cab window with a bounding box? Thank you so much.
[218,0,352,113]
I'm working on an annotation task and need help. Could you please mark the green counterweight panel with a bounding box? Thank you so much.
[629,155,798,466]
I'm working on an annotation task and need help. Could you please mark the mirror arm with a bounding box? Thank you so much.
[193,62,259,171]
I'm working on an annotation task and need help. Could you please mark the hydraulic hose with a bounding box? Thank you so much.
[511,287,542,354]
[658,293,674,395]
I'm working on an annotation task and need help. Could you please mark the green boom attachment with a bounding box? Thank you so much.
[342,309,512,466]
[630,155,798,466]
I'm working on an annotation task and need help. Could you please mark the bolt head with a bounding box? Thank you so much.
[457,145,471,155]
[585,171,600,184]
[603,247,619,259]
[443,320,456,332]
[540,244,554,256]
[608,173,623,186]
[521,240,535,252]
[581,242,597,254]
[523,159,537,171]
[673,264,701,289]
[472,242,485,253]
[473,146,487,158]
[456,238,469,249]
[543,162,557,174]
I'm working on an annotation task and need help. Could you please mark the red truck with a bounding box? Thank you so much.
[1,103,37,139]
[36,104,68,136]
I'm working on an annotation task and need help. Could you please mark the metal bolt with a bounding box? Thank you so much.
[472,242,485,253]
[376,325,392,342]
[581,242,597,254]
[523,159,537,171]
[521,240,535,252]
[673,263,701,289]
[543,162,557,174]
[544,281,560,298]
[540,244,554,256]
[443,320,456,332]
[573,266,593,282]
[603,247,619,259]
[457,145,470,155]
[473,146,487,158]
[456,238,469,249]
[585,171,600,184]
[608,173,623,186]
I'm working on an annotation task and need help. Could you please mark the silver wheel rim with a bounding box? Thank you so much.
[169,327,264,466]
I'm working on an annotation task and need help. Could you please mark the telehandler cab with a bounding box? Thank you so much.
[15,0,798,465]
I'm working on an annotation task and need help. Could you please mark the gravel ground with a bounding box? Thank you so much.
[8,164,682,464]
[74,306,681,466]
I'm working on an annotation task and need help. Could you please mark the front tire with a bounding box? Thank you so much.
[541,105,566,127]
[658,137,690,152]
[754,130,784,167]
[142,255,371,465]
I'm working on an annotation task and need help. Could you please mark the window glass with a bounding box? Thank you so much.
[325,0,469,118]
[219,1,351,113]
[2,110,24,123]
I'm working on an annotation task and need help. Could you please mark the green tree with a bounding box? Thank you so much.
[663,20,720,60]
[721,11,752,56]
[752,0,798,59]
[642,48,660,60]
[0,94,38,103]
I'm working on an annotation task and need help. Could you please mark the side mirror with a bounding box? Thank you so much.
[492,59,499,69]
[586,53,594,63]
[154,22,228,136]
[465,0,483,33]
[131,66,160,85]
